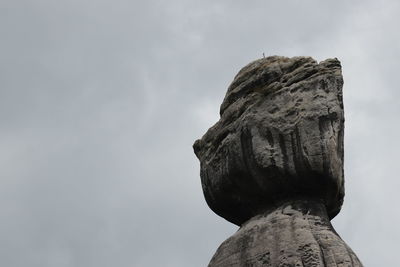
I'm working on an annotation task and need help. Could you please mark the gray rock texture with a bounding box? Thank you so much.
[194,56,345,226]
[209,199,362,267]
[193,56,363,266]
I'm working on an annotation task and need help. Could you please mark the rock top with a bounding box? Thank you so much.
[194,56,345,226]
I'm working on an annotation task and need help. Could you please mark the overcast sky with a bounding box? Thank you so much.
[1,0,399,266]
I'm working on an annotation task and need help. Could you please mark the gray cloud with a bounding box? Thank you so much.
[0,0,399,266]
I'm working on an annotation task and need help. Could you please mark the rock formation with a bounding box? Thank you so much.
[193,56,362,266]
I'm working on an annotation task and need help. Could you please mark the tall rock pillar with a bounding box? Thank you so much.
[193,56,363,266]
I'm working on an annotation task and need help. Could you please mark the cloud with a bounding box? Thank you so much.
[0,0,399,266]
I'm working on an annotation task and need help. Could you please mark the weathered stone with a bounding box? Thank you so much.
[208,199,362,267]
[194,56,363,266]
[194,56,345,226]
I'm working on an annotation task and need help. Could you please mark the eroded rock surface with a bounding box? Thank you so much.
[193,56,363,266]
[194,56,345,226]
[209,199,362,267]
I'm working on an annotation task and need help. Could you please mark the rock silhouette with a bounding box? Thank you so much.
[194,56,362,266]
